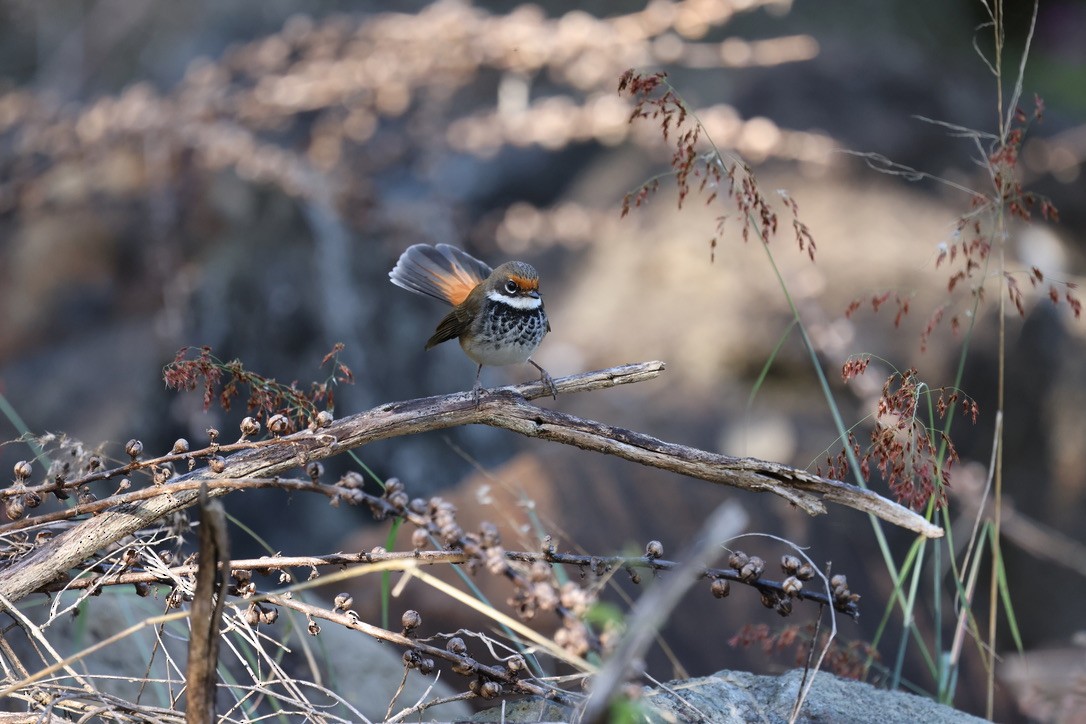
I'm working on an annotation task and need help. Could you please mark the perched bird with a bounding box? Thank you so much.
[389,243,557,401]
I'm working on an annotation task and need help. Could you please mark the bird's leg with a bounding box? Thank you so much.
[472,363,484,408]
[528,358,558,400]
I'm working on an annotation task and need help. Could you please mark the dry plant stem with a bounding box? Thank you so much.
[0,361,938,605]
[185,485,229,724]
[54,547,859,618]
[581,501,748,723]
[261,593,576,707]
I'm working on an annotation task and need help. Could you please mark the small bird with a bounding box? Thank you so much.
[389,243,557,401]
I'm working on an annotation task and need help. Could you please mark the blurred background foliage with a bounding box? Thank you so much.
[1,1,1084,719]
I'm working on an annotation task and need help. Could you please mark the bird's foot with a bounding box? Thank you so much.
[529,359,558,400]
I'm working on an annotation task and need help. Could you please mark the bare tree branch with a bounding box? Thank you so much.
[0,361,941,605]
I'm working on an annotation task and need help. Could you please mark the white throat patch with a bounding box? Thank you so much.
[487,289,542,310]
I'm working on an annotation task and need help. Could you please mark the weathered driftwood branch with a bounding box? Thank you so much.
[0,361,941,604]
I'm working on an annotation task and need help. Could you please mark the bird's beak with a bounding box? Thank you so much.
[528,290,540,299]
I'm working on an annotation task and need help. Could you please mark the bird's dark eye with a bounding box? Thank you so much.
[503,280,518,294]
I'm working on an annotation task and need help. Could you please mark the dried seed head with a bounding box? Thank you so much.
[244,604,261,626]
[208,456,226,474]
[333,593,353,612]
[13,460,32,481]
[728,551,749,570]
[777,597,793,616]
[402,650,419,669]
[340,471,364,489]
[479,681,502,699]
[401,609,422,632]
[782,576,803,597]
[124,439,143,459]
[451,657,476,676]
[260,606,279,625]
[5,496,27,521]
[133,581,150,597]
[411,528,430,550]
[739,556,765,582]
[446,636,467,655]
[385,477,404,495]
[781,555,801,574]
[645,540,664,559]
[240,416,261,438]
[206,427,219,442]
[710,578,731,598]
[307,619,321,635]
[479,521,500,547]
[418,658,435,675]
[306,461,324,482]
[388,491,409,510]
[171,438,190,455]
[506,654,526,673]
[86,455,102,471]
[268,414,290,436]
[408,497,427,514]
[627,567,642,585]
[23,490,42,508]
[795,563,815,581]
[315,410,334,428]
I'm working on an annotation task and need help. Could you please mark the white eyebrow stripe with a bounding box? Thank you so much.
[486,290,542,310]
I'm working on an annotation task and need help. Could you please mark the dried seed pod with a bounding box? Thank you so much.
[13,460,32,480]
[171,438,190,455]
[479,681,502,699]
[408,497,427,514]
[795,563,815,581]
[23,491,42,508]
[506,654,526,673]
[728,551,749,570]
[86,455,102,471]
[401,609,422,632]
[781,555,802,574]
[776,597,793,616]
[645,540,664,559]
[451,657,476,676]
[340,471,364,489]
[208,456,226,474]
[206,427,219,442]
[268,414,289,436]
[418,658,435,675]
[306,461,324,482]
[385,477,404,495]
[124,439,143,459]
[133,582,150,597]
[315,410,334,428]
[739,556,765,582]
[333,593,353,612]
[388,491,409,510]
[244,604,261,626]
[307,619,321,635]
[5,496,27,521]
[411,528,429,550]
[402,650,419,669]
[710,578,731,599]
[446,637,467,655]
[259,606,279,625]
[782,576,803,597]
[240,416,261,438]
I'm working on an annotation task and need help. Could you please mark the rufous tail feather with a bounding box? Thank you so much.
[389,244,492,306]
